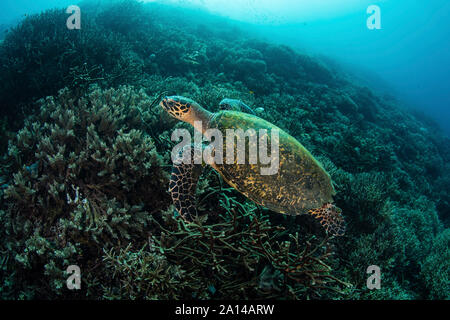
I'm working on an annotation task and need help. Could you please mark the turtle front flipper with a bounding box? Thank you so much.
[309,203,345,236]
[219,98,255,115]
[169,144,204,221]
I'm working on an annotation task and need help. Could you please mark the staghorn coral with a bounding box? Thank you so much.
[0,7,143,128]
[101,242,187,300]
[146,188,348,300]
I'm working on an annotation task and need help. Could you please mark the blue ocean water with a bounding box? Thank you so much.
[0,1,448,135]
[156,0,450,135]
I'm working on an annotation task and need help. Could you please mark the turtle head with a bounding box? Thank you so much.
[160,96,199,122]
[160,96,213,133]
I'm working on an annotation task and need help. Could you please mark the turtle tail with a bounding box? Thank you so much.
[309,203,345,236]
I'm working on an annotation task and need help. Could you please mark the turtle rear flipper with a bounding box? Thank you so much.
[309,203,345,236]
[169,144,204,220]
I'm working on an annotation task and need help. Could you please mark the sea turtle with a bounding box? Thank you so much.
[160,96,345,236]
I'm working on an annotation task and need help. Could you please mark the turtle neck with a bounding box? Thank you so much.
[185,104,213,135]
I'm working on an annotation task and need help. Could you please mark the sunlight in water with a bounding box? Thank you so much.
[145,0,381,24]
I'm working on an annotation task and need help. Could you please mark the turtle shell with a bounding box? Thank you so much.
[208,110,335,215]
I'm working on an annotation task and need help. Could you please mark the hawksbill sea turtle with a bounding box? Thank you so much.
[160,96,345,236]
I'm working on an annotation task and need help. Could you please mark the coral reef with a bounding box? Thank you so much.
[0,0,448,300]
[0,85,344,300]
[0,86,169,298]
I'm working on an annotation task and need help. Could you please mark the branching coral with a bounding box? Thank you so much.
[420,229,450,299]
[0,7,143,126]
[147,189,348,300]
[102,242,187,300]
[0,83,347,300]
[0,85,169,298]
